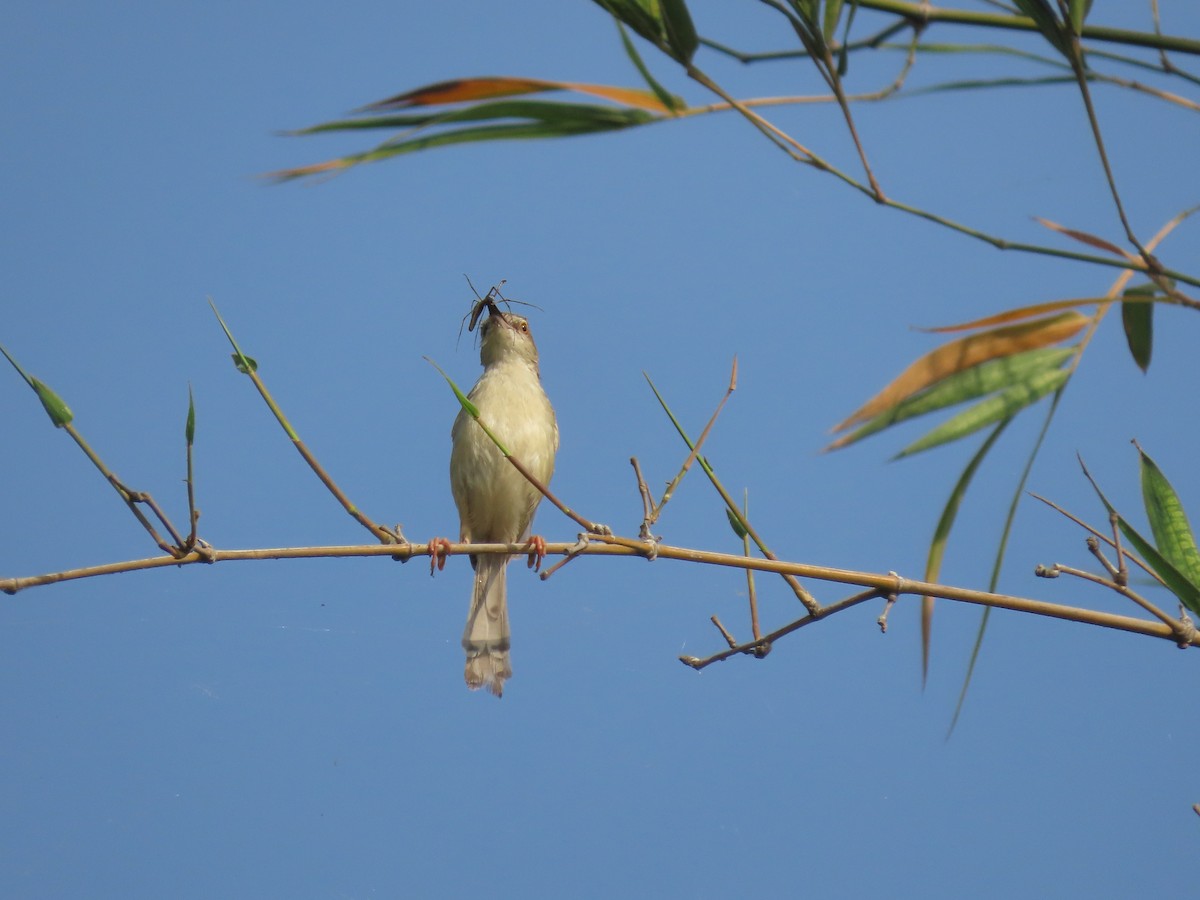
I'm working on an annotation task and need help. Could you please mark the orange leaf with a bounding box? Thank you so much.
[363,76,676,114]
[560,81,677,113]
[366,77,558,109]
[832,312,1087,433]
[1033,217,1136,261]
[919,297,1107,333]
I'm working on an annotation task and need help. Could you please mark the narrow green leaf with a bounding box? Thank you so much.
[894,367,1068,459]
[822,0,844,45]
[591,0,663,45]
[1011,0,1069,57]
[293,100,659,135]
[186,385,196,445]
[1080,457,1200,615]
[31,377,74,428]
[830,347,1071,451]
[616,21,682,112]
[273,114,659,180]
[659,0,698,64]
[1138,445,1200,595]
[1121,285,1154,372]
[1067,0,1093,35]
[921,417,1011,685]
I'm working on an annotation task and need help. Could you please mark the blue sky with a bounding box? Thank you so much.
[3,2,1199,897]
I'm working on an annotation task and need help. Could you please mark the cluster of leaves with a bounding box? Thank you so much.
[262,0,1200,697]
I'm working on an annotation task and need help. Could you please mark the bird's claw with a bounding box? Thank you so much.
[427,537,452,575]
[524,535,548,572]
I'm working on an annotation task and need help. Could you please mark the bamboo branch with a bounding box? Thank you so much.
[4,539,1197,649]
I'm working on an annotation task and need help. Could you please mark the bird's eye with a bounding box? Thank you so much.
[520,322,529,333]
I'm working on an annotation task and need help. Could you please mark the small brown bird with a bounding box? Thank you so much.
[448,309,558,696]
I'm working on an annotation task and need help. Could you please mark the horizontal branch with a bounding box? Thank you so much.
[3,539,1195,648]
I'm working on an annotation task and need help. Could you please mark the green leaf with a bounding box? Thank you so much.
[1121,284,1154,372]
[1138,445,1200,597]
[1011,0,1069,57]
[231,353,258,374]
[1067,0,1093,35]
[1081,458,1200,615]
[822,0,844,45]
[830,347,1072,451]
[725,506,749,539]
[273,112,658,180]
[186,385,196,445]
[593,0,696,64]
[894,366,1069,459]
[292,100,659,136]
[616,21,682,113]
[921,417,1011,684]
[31,377,74,428]
[659,0,698,64]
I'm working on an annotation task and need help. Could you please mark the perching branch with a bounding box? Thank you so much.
[4,539,1197,653]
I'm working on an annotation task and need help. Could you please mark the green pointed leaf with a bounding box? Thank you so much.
[894,366,1068,459]
[616,21,682,112]
[822,0,844,45]
[273,111,657,180]
[593,0,695,64]
[186,386,196,445]
[1067,0,1093,35]
[725,506,749,539]
[1138,445,1200,596]
[1011,0,1069,56]
[1081,458,1200,615]
[659,0,698,64]
[921,418,1011,684]
[31,377,74,428]
[1121,284,1154,372]
[293,100,660,136]
[231,353,258,374]
[829,347,1072,451]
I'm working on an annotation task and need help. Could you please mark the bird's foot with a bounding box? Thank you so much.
[524,534,548,572]
[427,537,452,575]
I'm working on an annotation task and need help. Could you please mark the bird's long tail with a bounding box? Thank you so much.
[462,554,511,697]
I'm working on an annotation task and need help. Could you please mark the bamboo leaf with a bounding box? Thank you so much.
[1067,0,1093,36]
[1138,444,1200,596]
[1033,217,1132,259]
[230,353,258,374]
[366,77,558,109]
[359,76,674,115]
[894,367,1068,459]
[292,99,666,136]
[660,0,698,64]
[0,344,74,428]
[31,377,74,428]
[1081,458,1200,615]
[922,418,1012,684]
[1011,0,1070,57]
[725,507,749,539]
[271,112,658,180]
[1121,284,1154,372]
[822,0,844,45]
[616,20,683,113]
[826,347,1071,451]
[186,385,196,445]
[834,312,1086,432]
[918,297,1106,333]
[592,0,696,64]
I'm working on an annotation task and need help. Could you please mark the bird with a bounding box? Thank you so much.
[447,307,558,697]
